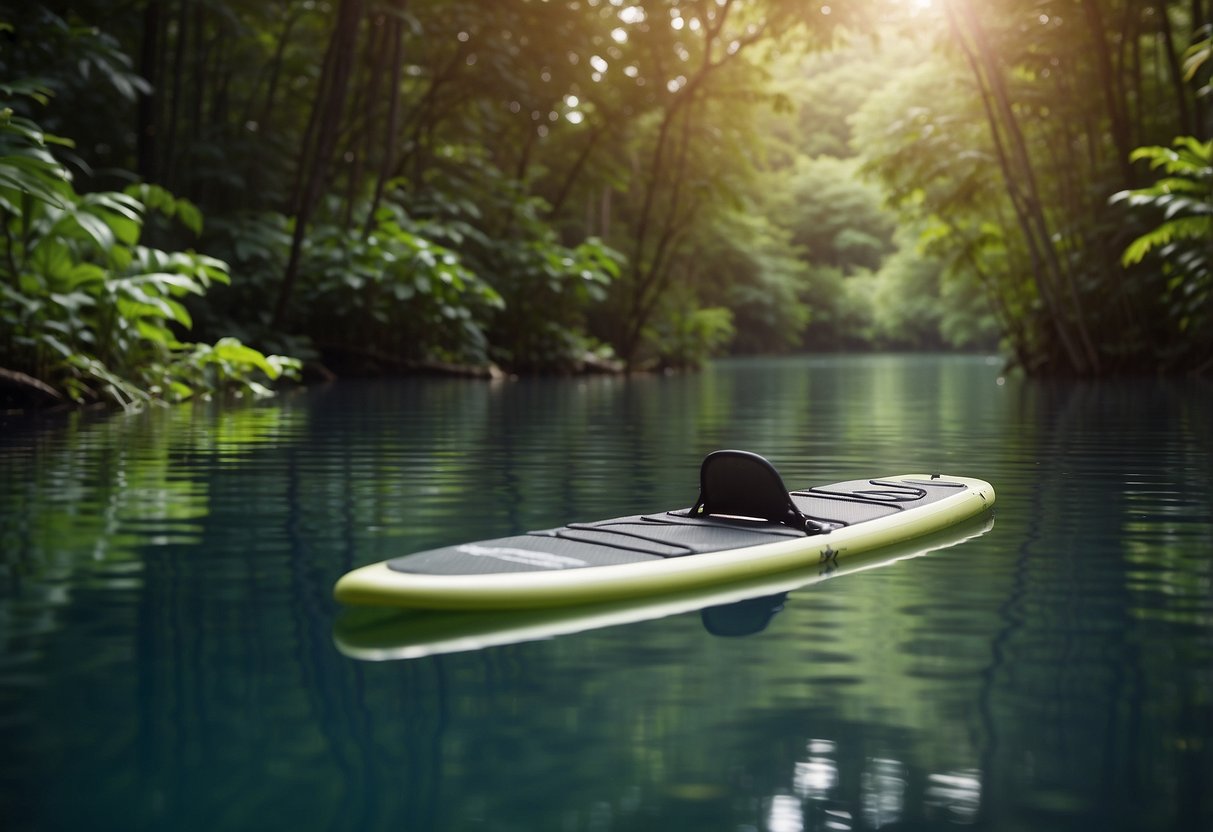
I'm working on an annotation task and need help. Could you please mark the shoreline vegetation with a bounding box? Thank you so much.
[2,2,1211,413]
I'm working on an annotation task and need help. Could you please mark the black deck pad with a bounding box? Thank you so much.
[386,477,968,576]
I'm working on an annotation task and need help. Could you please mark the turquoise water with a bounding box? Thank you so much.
[1,355,1210,831]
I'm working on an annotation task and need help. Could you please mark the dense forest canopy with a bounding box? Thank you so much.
[1,0,1211,407]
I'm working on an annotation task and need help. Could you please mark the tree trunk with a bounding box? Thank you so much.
[1080,0,1135,187]
[546,123,604,220]
[136,0,162,183]
[620,99,700,365]
[944,1,1081,371]
[1158,2,1195,138]
[364,14,405,239]
[255,6,301,142]
[164,0,189,192]
[391,42,465,185]
[273,0,367,329]
[341,17,385,229]
[946,0,1102,374]
[618,95,690,368]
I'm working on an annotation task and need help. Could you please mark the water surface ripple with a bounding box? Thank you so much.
[1,355,1210,831]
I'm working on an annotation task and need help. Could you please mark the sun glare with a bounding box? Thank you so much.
[888,0,937,23]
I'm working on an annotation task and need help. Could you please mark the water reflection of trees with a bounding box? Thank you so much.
[981,377,1213,830]
[4,361,1212,830]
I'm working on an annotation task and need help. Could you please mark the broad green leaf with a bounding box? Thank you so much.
[211,337,275,376]
[119,272,207,296]
[41,333,74,358]
[176,200,203,235]
[70,210,117,252]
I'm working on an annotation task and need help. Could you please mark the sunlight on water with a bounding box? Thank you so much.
[1,356,1211,831]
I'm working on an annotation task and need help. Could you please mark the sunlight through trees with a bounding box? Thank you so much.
[2,0,1211,405]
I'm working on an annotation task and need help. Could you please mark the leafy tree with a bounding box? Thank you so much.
[689,208,812,356]
[581,0,862,368]
[852,55,1022,356]
[764,155,895,273]
[854,0,1210,374]
[10,0,1208,383]
[939,0,1209,373]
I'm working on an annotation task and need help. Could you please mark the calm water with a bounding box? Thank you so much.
[1,355,1210,832]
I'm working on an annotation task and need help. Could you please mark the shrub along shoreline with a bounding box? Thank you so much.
[1,102,302,413]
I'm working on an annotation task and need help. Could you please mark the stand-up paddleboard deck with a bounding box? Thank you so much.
[334,450,995,610]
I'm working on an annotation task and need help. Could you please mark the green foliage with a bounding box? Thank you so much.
[776,38,926,161]
[849,2,1213,374]
[164,337,300,401]
[795,265,849,348]
[298,198,504,366]
[480,231,619,372]
[195,210,296,348]
[866,235,999,350]
[9,0,1207,379]
[0,7,150,103]
[765,156,896,272]
[754,146,903,351]
[668,208,811,356]
[1111,137,1212,363]
[0,5,155,191]
[868,245,944,348]
[645,298,736,371]
[1114,138,1213,266]
[1184,24,1212,98]
[0,104,297,409]
[936,260,1002,350]
[410,157,622,371]
[4,0,947,378]
[205,148,621,374]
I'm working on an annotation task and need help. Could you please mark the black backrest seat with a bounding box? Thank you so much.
[690,450,827,535]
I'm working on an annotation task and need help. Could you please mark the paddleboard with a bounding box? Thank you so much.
[334,512,995,661]
[333,450,995,610]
